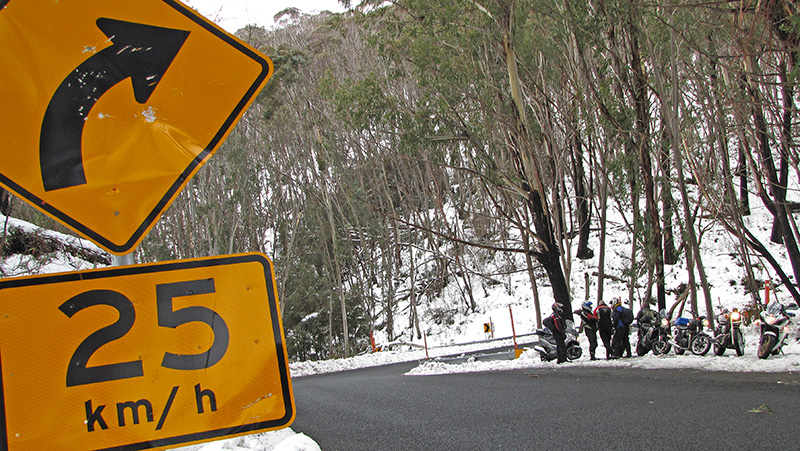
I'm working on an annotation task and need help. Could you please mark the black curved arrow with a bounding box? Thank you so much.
[39,18,190,191]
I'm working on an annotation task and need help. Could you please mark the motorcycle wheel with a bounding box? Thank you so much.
[636,340,650,356]
[690,334,712,356]
[757,335,777,359]
[675,345,686,355]
[566,344,582,361]
[713,342,726,356]
[733,330,745,357]
[652,338,671,355]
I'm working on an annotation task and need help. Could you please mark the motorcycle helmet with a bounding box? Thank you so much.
[552,302,564,313]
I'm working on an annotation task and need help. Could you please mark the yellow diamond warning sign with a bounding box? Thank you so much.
[0,253,294,450]
[0,0,273,254]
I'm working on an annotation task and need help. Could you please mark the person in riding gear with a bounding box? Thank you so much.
[611,299,633,358]
[575,301,599,360]
[544,303,568,363]
[594,300,614,359]
[637,304,657,325]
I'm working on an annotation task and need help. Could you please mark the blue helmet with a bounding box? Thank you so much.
[581,301,593,310]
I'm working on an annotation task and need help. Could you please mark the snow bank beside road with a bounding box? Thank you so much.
[290,327,800,378]
[170,429,319,451]
[411,326,800,376]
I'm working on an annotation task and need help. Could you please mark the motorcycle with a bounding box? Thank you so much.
[635,309,661,356]
[713,308,745,356]
[636,318,655,356]
[670,314,712,356]
[651,309,672,355]
[532,320,582,362]
[756,300,798,359]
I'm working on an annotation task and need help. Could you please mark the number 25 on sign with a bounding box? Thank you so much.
[0,254,294,451]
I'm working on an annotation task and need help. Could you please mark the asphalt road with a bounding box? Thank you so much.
[291,361,800,450]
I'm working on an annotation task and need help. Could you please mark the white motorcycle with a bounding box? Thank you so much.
[532,320,582,362]
[756,300,798,359]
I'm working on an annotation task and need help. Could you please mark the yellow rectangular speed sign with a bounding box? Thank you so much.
[0,253,294,450]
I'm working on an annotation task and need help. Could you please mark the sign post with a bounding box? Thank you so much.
[0,253,293,450]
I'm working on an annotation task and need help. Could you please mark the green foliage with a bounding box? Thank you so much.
[134,0,800,361]
[333,75,393,131]
[259,45,309,122]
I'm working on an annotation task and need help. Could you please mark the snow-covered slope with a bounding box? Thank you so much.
[2,200,798,451]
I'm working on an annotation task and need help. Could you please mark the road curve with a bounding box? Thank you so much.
[291,361,800,450]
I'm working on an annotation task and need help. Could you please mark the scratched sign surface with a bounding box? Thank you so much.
[0,0,272,254]
[0,254,294,450]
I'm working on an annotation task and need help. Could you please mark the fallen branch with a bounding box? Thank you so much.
[2,226,111,266]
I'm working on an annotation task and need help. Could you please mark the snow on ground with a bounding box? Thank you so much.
[0,215,107,276]
[289,325,800,378]
[192,324,798,451]
[4,199,800,451]
[173,327,799,451]
[406,328,800,376]
[170,428,319,451]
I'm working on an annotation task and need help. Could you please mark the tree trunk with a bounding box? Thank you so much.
[325,190,349,358]
[572,131,594,260]
[521,207,543,328]
[596,140,610,306]
[528,191,571,315]
[0,188,11,216]
[500,1,572,315]
[627,6,665,311]
[746,56,800,286]
[659,126,678,266]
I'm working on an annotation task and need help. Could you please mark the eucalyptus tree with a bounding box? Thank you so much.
[352,0,583,316]
[563,0,670,309]
[699,0,800,303]
[638,1,800,306]
[634,5,715,320]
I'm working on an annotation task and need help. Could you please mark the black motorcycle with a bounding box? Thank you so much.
[636,317,657,356]
[651,309,672,355]
[670,314,712,356]
[713,308,745,356]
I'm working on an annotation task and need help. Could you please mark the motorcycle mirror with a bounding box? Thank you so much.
[786,302,799,310]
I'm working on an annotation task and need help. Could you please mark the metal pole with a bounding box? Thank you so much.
[509,307,517,353]
[112,251,136,267]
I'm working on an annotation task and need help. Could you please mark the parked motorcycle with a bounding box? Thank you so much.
[635,310,661,356]
[651,310,672,355]
[713,308,745,356]
[532,320,582,362]
[757,300,798,359]
[670,314,712,356]
[636,318,655,356]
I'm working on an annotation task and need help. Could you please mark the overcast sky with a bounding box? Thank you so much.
[183,0,346,32]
